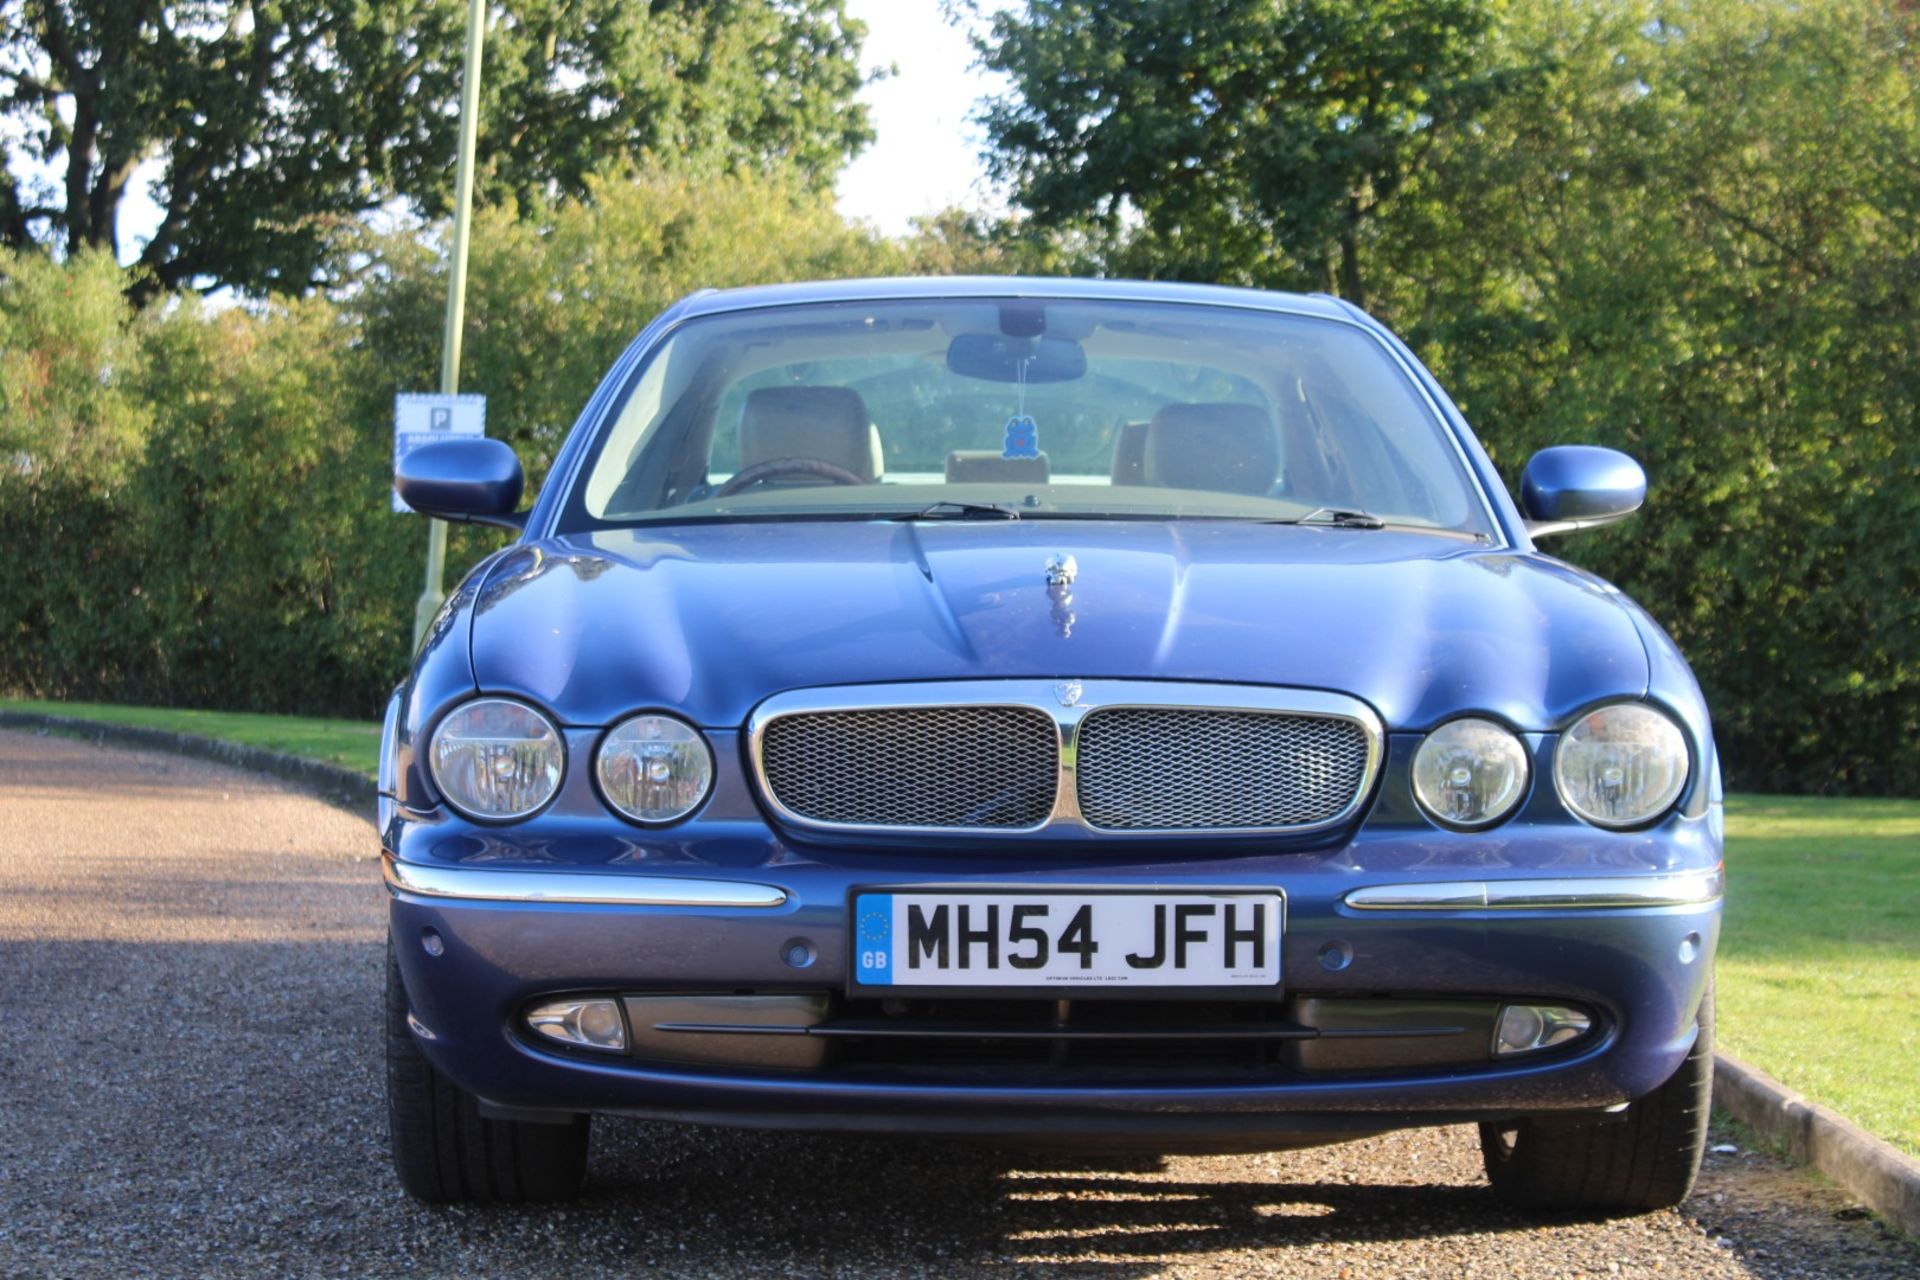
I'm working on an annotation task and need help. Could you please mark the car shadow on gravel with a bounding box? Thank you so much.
[361,1118,1911,1279]
[413,1122,1515,1275]
[409,1118,1913,1277]
[593,1129,1496,1253]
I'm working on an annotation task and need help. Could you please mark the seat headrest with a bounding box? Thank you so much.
[1141,402,1279,496]
[1110,421,1150,485]
[738,387,882,482]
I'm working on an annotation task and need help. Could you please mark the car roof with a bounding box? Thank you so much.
[674,276,1359,322]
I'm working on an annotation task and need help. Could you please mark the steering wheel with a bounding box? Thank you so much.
[714,457,866,498]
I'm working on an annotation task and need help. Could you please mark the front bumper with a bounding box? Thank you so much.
[385,809,1722,1143]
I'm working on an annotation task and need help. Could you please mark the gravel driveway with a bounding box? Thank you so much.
[1,727,1913,1279]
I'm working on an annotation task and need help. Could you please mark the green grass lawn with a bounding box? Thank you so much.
[1,698,380,776]
[2,698,1914,1151]
[1717,792,1920,1158]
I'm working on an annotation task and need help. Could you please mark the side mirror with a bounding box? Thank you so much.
[1518,445,1646,538]
[395,437,526,529]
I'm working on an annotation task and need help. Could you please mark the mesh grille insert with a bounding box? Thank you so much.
[760,706,1058,829]
[1075,709,1369,830]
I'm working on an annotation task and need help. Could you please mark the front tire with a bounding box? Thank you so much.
[385,938,590,1203]
[1480,981,1713,1214]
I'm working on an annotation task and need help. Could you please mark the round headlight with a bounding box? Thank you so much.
[1412,717,1531,829]
[1555,703,1690,828]
[428,698,565,821]
[596,713,713,825]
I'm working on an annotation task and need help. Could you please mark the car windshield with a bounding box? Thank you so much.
[562,297,1493,536]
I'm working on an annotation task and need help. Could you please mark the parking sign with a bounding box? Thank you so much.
[393,393,486,512]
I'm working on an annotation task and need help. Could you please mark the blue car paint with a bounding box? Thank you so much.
[458,524,1647,735]
[382,278,1722,1140]
[388,888,1716,1135]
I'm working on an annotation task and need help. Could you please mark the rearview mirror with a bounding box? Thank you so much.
[946,333,1087,383]
[395,437,525,529]
[1518,445,1646,538]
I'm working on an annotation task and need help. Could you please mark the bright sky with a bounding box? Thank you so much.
[835,0,1007,235]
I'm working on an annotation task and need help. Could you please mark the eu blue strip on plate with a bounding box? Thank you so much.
[855,894,893,984]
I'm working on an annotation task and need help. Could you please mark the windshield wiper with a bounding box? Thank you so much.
[887,500,1022,522]
[1287,507,1387,529]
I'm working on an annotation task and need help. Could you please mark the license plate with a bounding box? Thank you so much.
[851,891,1282,988]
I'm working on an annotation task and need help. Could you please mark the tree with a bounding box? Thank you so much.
[973,0,1507,306]
[973,0,1920,794]
[895,206,1095,277]
[0,247,147,480]
[1390,0,1920,795]
[0,1,873,298]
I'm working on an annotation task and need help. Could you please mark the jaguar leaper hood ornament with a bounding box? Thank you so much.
[1045,553,1078,639]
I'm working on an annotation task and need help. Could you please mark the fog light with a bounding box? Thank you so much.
[526,998,628,1052]
[1493,1004,1591,1055]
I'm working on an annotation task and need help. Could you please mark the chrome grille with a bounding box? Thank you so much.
[759,706,1058,829]
[1075,709,1370,830]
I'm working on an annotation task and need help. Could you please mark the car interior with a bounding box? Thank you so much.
[680,383,1443,520]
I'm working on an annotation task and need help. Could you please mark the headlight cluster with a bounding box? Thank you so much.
[1413,703,1690,830]
[1412,718,1530,828]
[1554,703,1690,828]
[429,698,565,821]
[427,700,712,825]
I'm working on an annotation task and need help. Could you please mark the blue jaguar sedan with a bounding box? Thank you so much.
[384,278,1721,1212]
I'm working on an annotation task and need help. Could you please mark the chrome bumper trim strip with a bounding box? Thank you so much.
[1344,869,1723,911]
[383,857,788,908]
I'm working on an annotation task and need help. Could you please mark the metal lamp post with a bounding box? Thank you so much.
[412,0,489,649]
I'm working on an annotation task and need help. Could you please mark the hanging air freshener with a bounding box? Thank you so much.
[1002,414,1039,458]
[1001,352,1039,458]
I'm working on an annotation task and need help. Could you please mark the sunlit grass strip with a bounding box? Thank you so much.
[1,698,380,777]
[1716,793,1920,1158]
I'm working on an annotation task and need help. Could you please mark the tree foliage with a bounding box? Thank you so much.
[979,0,1920,794]
[1395,0,1920,796]
[0,247,146,479]
[355,168,901,491]
[0,1,873,297]
[974,0,1508,306]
